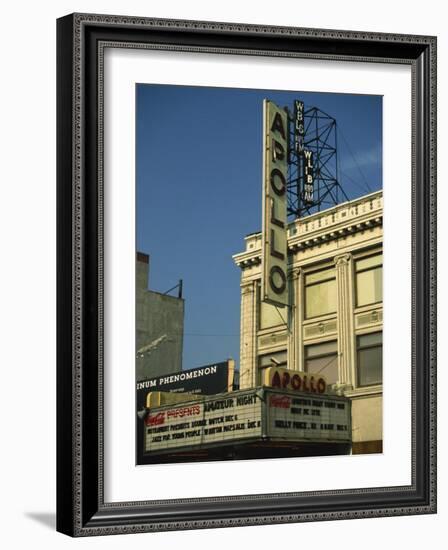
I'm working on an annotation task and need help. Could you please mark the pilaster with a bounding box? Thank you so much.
[239,280,258,389]
[335,253,355,387]
[288,267,303,371]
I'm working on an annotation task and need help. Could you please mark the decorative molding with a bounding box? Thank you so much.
[74,13,435,47]
[259,331,288,348]
[233,213,383,267]
[304,320,338,339]
[58,13,437,536]
[289,215,382,254]
[355,309,383,328]
[241,283,255,295]
[335,253,352,266]
[288,267,302,280]
[344,385,383,398]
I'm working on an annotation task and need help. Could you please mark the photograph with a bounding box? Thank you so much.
[135,84,383,465]
[55,11,436,536]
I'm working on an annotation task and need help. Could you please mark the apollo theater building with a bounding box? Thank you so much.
[233,100,383,455]
[142,99,382,462]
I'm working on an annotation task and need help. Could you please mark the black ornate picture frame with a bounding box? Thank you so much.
[56,13,437,536]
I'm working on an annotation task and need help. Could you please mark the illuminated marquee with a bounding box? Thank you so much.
[144,388,351,454]
[261,99,288,307]
[145,392,262,453]
[267,391,351,442]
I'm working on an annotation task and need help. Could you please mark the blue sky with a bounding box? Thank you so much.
[136,84,382,371]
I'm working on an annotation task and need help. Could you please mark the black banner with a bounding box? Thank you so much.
[136,361,237,410]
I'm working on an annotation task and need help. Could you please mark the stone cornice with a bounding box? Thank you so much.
[233,213,383,268]
[232,252,262,268]
[288,215,383,254]
[344,385,383,398]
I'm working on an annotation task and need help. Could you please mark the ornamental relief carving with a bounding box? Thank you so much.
[287,267,302,280]
[334,253,352,266]
[241,282,256,295]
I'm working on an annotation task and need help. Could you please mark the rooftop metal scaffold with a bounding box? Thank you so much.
[286,102,349,219]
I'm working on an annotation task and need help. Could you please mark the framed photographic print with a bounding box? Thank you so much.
[56,13,437,536]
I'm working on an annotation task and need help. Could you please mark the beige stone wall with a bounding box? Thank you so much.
[233,191,383,446]
[350,394,383,443]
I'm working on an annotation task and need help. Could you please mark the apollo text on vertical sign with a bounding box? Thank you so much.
[261,100,288,307]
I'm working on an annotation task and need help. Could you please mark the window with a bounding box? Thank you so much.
[357,332,382,386]
[257,284,287,330]
[259,300,286,329]
[258,350,287,369]
[305,267,336,319]
[355,253,382,307]
[304,340,338,385]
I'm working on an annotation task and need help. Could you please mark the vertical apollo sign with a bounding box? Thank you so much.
[261,100,288,308]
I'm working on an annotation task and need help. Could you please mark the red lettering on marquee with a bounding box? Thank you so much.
[269,395,291,408]
[145,412,165,426]
[166,405,201,419]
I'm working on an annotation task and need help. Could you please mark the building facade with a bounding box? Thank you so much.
[233,191,383,454]
[136,252,185,381]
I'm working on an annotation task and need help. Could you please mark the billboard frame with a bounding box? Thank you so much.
[57,13,436,536]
